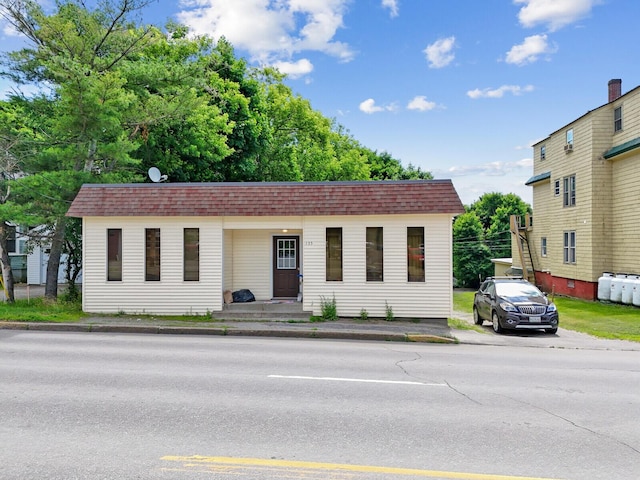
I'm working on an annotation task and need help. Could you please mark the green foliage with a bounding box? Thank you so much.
[0,297,85,322]
[0,0,434,300]
[454,193,531,287]
[453,212,492,288]
[320,295,338,321]
[384,301,394,321]
[358,308,369,321]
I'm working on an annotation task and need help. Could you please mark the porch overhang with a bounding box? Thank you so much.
[603,136,640,159]
[525,171,551,186]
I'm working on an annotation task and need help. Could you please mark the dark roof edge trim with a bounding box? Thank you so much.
[525,171,551,186]
[603,136,640,159]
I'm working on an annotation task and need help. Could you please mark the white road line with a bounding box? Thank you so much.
[268,375,447,386]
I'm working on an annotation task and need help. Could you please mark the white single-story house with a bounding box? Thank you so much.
[66,180,464,319]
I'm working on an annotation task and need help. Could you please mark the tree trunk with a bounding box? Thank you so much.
[45,219,66,300]
[0,223,15,303]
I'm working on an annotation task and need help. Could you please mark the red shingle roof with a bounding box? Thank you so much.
[66,180,464,218]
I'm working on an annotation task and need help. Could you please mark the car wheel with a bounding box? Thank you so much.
[473,306,483,325]
[546,327,558,334]
[492,311,503,334]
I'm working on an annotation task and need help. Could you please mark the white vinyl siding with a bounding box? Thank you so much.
[302,214,454,319]
[81,213,455,319]
[82,217,223,315]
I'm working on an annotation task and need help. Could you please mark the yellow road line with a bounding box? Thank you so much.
[161,455,565,480]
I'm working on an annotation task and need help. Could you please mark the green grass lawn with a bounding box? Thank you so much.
[0,298,87,323]
[0,298,214,324]
[453,290,640,342]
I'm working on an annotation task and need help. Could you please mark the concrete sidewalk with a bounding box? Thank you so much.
[3,285,639,350]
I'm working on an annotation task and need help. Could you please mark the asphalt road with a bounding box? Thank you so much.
[1,330,639,479]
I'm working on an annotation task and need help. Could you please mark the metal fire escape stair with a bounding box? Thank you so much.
[510,214,536,283]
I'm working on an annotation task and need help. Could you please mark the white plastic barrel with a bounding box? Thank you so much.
[597,272,613,301]
[632,276,640,307]
[610,273,626,303]
[621,275,636,305]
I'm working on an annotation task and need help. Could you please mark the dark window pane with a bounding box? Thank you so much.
[107,229,122,281]
[326,228,342,281]
[366,227,383,282]
[6,224,16,253]
[145,228,160,281]
[407,227,425,282]
[184,228,199,281]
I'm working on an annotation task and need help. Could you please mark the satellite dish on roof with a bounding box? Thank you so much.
[148,167,167,183]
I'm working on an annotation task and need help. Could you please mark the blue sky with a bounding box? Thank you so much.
[2,0,640,205]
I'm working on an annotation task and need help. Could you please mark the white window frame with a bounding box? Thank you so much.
[563,175,576,207]
[614,106,622,132]
[566,128,574,145]
[563,231,576,264]
[541,237,547,257]
[540,145,546,161]
[554,180,560,196]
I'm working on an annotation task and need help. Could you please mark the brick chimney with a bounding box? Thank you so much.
[608,79,622,102]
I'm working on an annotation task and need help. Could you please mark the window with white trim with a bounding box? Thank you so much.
[326,228,343,282]
[540,145,546,161]
[366,227,383,282]
[541,237,547,257]
[407,227,424,282]
[107,229,122,281]
[563,175,576,207]
[566,128,573,145]
[554,180,560,196]
[614,106,622,132]
[563,231,576,264]
[183,228,199,281]
[145,228,161,281]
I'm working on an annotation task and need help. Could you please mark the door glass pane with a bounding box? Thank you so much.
[277,239,296,269]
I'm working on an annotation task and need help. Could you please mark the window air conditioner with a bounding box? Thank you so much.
[564,144,573,152]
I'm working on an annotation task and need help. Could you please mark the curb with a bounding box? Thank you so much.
[0,322,457,344]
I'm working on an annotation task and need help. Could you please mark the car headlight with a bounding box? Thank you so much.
[499,301,518,312]
[546,303,557,313]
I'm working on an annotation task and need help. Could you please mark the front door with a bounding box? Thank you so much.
[273,236,299,298]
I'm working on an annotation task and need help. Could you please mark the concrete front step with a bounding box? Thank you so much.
[217,300,312,320]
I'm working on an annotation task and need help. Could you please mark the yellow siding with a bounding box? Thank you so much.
[610,152,640,273]
[524,85,640,285]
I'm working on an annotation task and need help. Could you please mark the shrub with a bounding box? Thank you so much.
[385,301,394,321]
[320,295,338,321]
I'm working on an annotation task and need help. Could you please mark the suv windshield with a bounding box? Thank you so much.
[495,282,541,297]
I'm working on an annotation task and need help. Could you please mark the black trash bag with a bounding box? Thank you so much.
[232,289,255,303]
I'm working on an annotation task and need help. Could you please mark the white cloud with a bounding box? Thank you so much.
[359,98,397,114]
[437,158,533,178]
[423,36,456,69]
[514,0,600,31]
[272,58,314,79]
[467,84,535,99]
[177,0,354,70]
[382,0,399,17]
[407,96,437,112]
[505,34,557,65]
